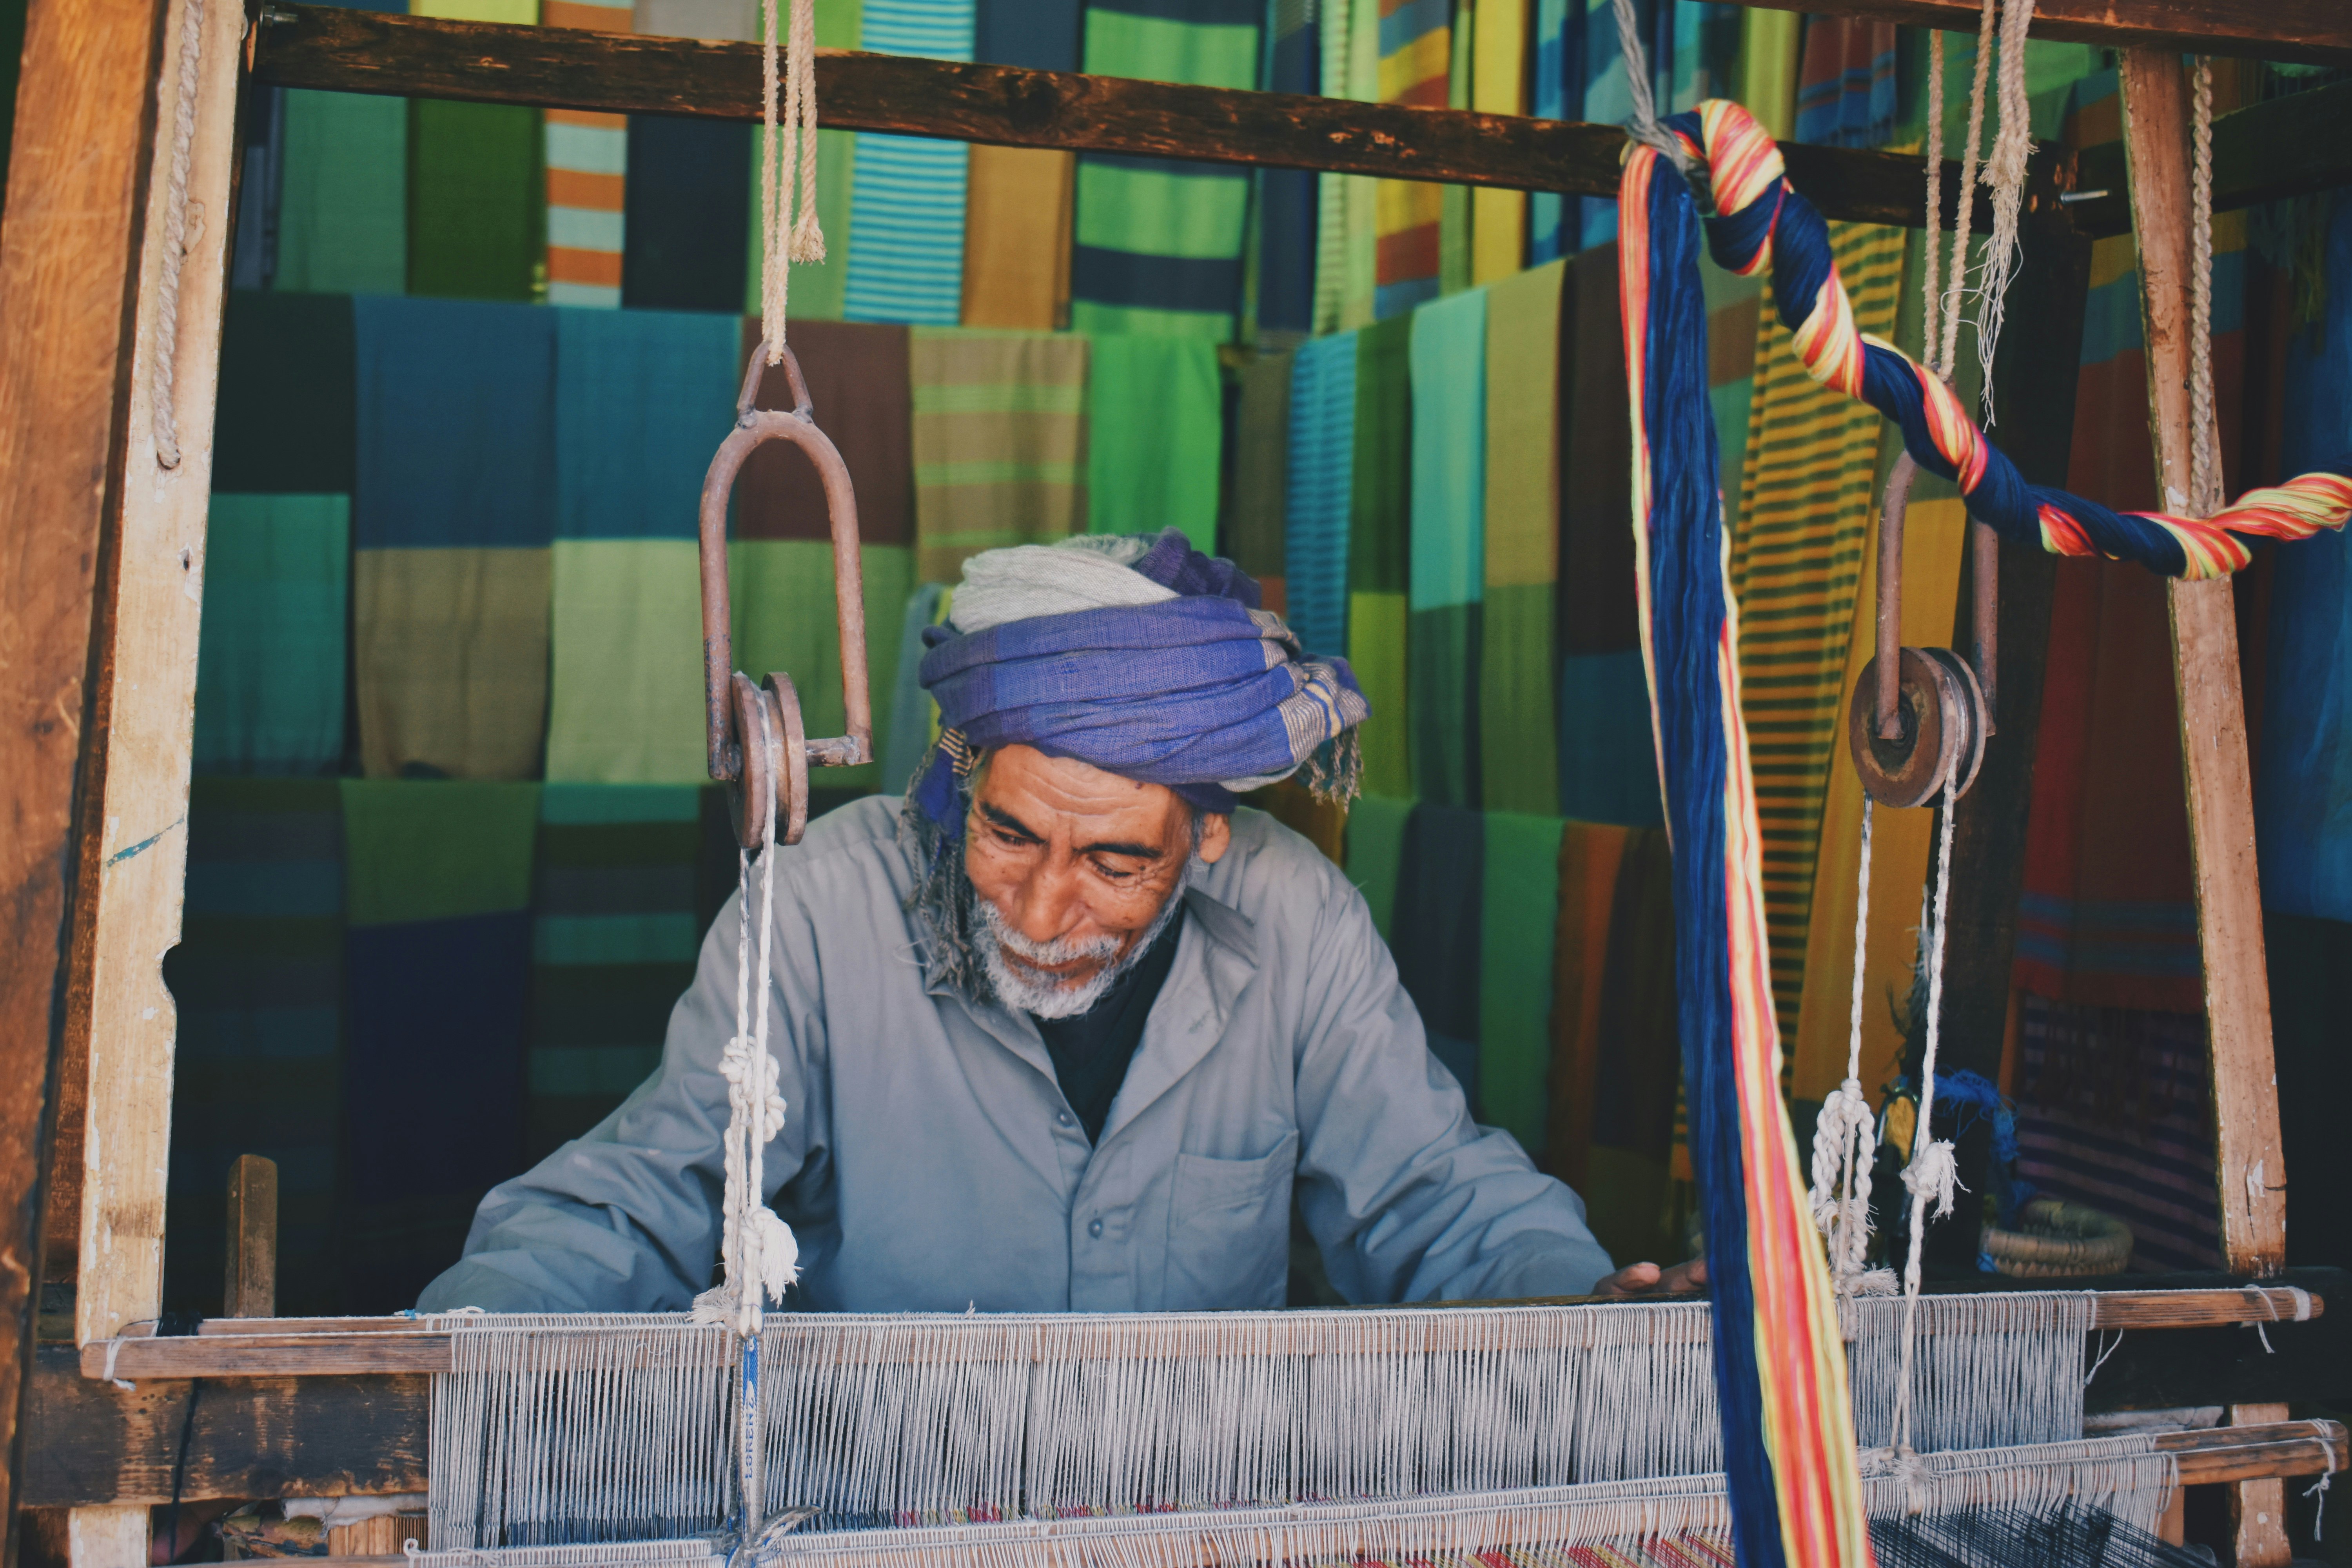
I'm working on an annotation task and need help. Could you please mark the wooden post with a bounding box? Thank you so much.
[2118,48,2293,1568]
[221,1156,278,1320]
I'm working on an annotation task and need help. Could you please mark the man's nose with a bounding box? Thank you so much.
[1009,858,1081,946]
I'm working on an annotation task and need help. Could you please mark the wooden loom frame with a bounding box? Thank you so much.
[4,2,2352,1565]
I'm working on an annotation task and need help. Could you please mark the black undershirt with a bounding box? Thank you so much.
[1033,911,1187,1144]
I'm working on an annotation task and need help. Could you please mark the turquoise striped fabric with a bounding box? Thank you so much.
[1407,288,1485,808]
[1285,330,1356,661]
[844,0,973,326]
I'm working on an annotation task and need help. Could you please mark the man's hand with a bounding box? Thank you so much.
[1592,1257,1708,1299]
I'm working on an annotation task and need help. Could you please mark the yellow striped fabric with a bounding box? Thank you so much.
[1728,219,1903,1052]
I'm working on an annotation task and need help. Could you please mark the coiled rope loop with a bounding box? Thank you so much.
[1660,99,2352,581]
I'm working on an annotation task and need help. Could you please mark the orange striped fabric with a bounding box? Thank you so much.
[1372,0,1448,318]
[543,0,634,306]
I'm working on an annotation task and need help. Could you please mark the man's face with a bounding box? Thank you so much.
[964,745,1232,1008]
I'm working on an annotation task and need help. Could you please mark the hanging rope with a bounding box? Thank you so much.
[1937,0,1998,379]
[1972,0,2035,415]
[1920,30,1947,374]
[757,0,825,363]
[1646,100,2352,579]
[152,0,208,470]
[2189,58,2223,517]
[1808,795,1892,1295]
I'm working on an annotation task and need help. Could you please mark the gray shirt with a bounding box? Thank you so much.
[418,799,1617,1314]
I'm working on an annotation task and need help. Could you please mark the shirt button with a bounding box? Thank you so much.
[1087,1218,1104,1239]
[1057,1111,1074,1128]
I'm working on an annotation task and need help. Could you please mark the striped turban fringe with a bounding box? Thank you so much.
[911,530,1370,842]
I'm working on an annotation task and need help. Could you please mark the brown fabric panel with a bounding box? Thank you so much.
[734,317,913,545]
[1557,241,1636,655]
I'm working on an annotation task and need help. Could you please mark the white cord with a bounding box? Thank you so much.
[152,0,208,468]
[1937,0,1999,380]
[1809,799,1884,1291]
[2308,1419,2338,1540]
[1971,0,2035,417]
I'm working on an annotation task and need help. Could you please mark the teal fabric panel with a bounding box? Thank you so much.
[1407,289,1485,807]
[277,88,408,295]
[1557,647,1663,827]
[195,495,351,777]
[553,307,740,540]
[1343,792,1412,941]
[1479,809,1565,1158]
[1085,335,1222,550]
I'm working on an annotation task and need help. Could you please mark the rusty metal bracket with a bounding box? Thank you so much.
[1849,451,1995,808]
[699,342,871,847]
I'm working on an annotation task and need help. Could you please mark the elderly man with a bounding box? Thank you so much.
[419,531,1699,1314]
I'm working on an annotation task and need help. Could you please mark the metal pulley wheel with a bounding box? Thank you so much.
[699,344,873,847]
[1844,450,1998,809]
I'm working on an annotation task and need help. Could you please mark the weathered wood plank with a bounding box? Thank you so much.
[0,0,183,1527]
[25,1345,430,1507]
[1720,0,2350,68]
[2119,47,2293,1568]
[246,4,1975,228]
[223,1156,278,1319]
[2161,1421,2349,1485]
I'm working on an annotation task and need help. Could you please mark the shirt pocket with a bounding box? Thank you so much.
[1164,1131,1299,1312]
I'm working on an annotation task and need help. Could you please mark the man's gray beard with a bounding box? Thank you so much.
[975,858,1196,1020]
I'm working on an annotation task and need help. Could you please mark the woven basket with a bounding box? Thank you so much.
[1981,1196,2135,1278]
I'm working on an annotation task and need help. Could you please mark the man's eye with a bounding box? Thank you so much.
[1092,861,1134,881]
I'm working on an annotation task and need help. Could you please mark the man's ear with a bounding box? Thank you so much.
[1197,810,1233,865]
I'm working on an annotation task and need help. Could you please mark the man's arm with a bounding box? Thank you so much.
[416,883,824,1313]
[1288,879,1621,1304]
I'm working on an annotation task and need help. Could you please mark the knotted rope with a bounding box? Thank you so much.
[152,0,209,469]
[757,0,824,361]
[1653,99,2352,579]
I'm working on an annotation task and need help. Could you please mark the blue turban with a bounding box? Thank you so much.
[911,530,1369,839]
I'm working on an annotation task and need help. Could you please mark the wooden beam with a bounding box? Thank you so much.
[0,0,188,1534]
[1719,0,2350,68]
[2118,48,2293,1568]
[221,1156,278,1320]
[247,4,1976,228]
[2072,79,2352,241]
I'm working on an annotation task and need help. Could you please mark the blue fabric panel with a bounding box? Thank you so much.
[1557,648,1664,827]
[2256,195,2352,922]
[1285,330,1355,659]
[354,296,557,549]
[844,135,972,327]
[1071,244,1247,314]
[345,909,531,1202]
[553,307,740,541]
[977,0,1082,69]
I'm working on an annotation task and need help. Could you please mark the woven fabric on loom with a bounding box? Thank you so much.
[1791,15,1895,149]
[1285,331,1356,661]
[163,779,347,1318]
[1556,243,1660,828]
[1481,811,1566,1158]
[1371,0,1447,317]
[353,296,555,781]
[196,496,351,777]
[1087,337,1222,550]
[2256,187,2352,923]
[844,0,973,326]
[1482,261,1562,815]
[910,328,1089,583]
[528,783,717,1159]
[341,779,540,1309]
[1546,820,1681,1267]
[544,308,739,784]
[1727,216,1902,1049]
[541,0,633,307]
[2012,994,2220,1274]
[277,89,407,293]
[409,0,543,301]
[1071,0,1259,339]
[1408,288,1485,808]
[1351,315,1413,798]
[1231,351,1292,611]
